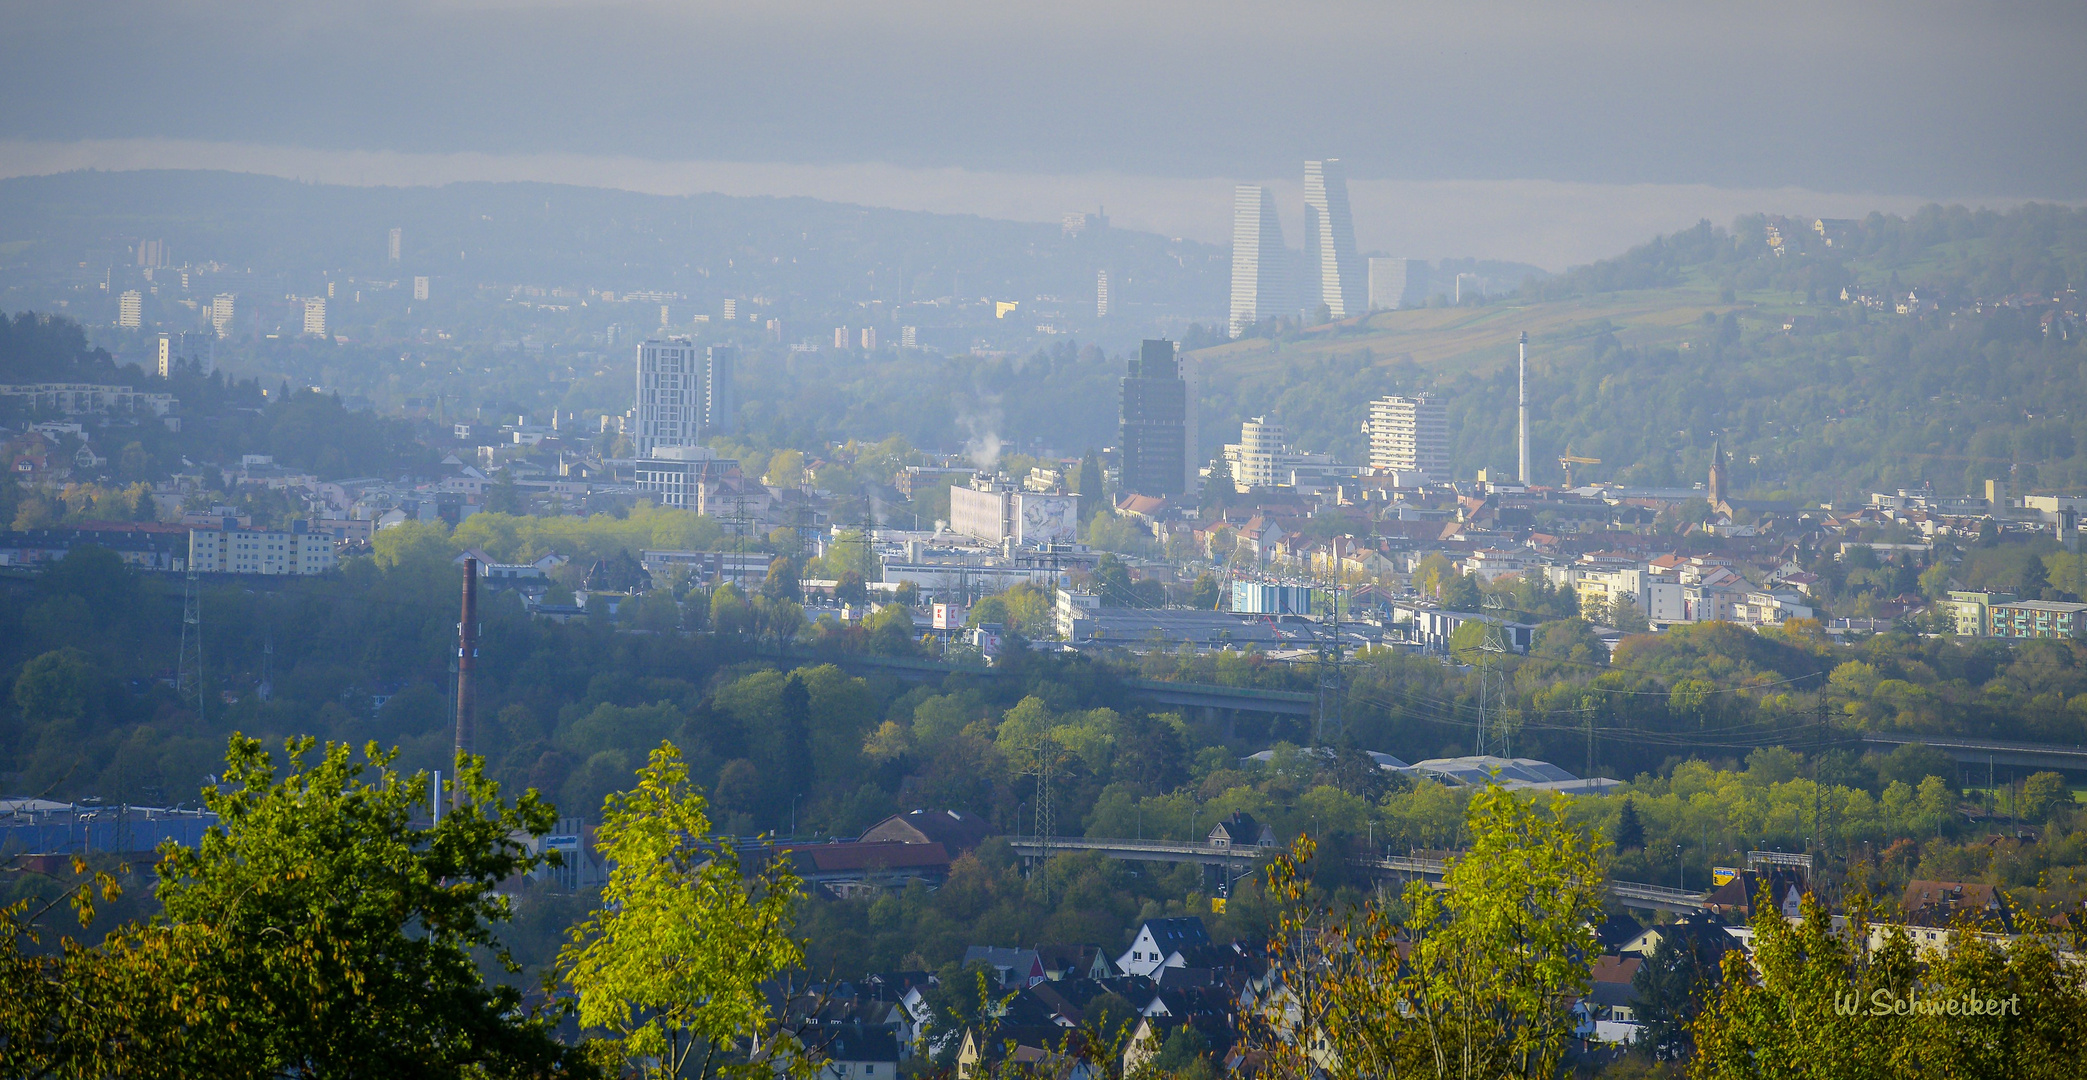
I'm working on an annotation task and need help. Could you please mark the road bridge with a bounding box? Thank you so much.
[827,653,1317,718]
[1006,837,1707,913]
[1859,733,2087,774]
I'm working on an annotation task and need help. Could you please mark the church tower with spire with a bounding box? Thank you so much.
[1708,441,1728,509]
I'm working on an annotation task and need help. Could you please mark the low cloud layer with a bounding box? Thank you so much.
[0,1,2080,206]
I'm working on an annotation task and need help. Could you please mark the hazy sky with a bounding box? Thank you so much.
[2,1,2080,266]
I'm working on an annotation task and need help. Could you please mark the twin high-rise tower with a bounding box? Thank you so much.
[1303,159,1364,320]
[1228,186,1288,337]
[1229,159,1364,337]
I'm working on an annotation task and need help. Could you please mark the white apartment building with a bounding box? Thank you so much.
[0,383,176,417]
[1220,417,1348,493]
[188,519,337,576]
[119,291,143,328]
[1733,590,1815,626]
[1367,395,1449,479]
[1225,416,1289,489]
[1547,563,1688,624]
[302,298,327,337]
[632,445,741,510]
[211,293,236,337]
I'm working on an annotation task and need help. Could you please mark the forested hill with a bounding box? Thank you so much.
[1526,203,2087,303]
[0,310,429,483]
[1190,203,2087,502]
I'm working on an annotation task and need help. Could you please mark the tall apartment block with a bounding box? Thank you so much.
[1368,258,1429,311]
[118,290,143,329]
[303,298,328,337]
[1120,339,1188,498]
[1229,186,1289,337]
[1303,159,1364,319]
[1096,269,1110,318]
[634,338,735,457]
[1367,394,1450,480]
[211,293,236,337]
[188,518,337,576]
[388,227,402,261]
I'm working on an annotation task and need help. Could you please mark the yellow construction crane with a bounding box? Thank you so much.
[1559,453,1601,488]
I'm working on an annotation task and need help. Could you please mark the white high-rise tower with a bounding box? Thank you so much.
[1229,185,1289,337]
[634,338,735,457]
[1303,160,1364,319]
[634,338,701,458]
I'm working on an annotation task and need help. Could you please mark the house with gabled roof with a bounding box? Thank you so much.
[1116,917,1212,978]
[1207,812,1276,849]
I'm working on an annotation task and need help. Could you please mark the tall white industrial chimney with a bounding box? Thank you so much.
[1517,331,1529,484]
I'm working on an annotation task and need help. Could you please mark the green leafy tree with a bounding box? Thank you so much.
[487,469,528,515]
[1906,919,2087,1077]
[1253,785,1608,1079]
[1609,592,1651,633]
[560,742,808,1080]
[711,583,751,636]
[1439,572,1481,612]
[1692,888,1920,1078]
[1072,448,1108,521]
[100,736,580,1077]
[1918,560,1955,599]
[2020,771,2071,823]
[764,556,801,602]
[1190,572,1223,610]
[1199,456,1235,515]
[371,519,458,571]
[1093,553,1137,607]
[1628,920,1725,1061]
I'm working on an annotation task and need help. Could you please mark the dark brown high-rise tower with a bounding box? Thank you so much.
[1119,339,1186,498]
